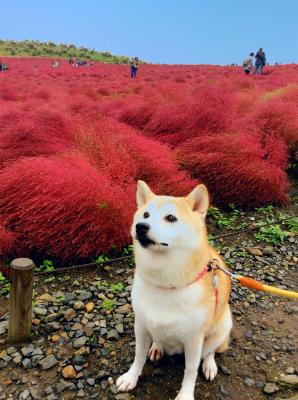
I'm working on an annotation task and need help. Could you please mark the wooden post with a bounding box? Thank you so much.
[8,258,35,343]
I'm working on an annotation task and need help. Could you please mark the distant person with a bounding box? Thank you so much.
[0,61,2,72]
[254,48,266,75]
[243,52,254,75]
[129,57,139,78]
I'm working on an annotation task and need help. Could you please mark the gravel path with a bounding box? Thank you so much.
[0,214,297,400]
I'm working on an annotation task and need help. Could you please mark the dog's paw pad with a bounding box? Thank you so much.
[148,343,164,362]
[116,372,138,392]
[202,355,218,381]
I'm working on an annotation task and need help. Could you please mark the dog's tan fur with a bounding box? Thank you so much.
[117,181,232,400]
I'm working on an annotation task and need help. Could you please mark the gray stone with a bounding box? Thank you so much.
[107,329,120,340]
[87,378,95,386]
[39,355,59,370]
[13,355,22,365]
[6,346,17,355]
[22,358,32,369]
[44,386,53,395]
[286,367,295,374]
[76,290,92,301]
[45,313,59,323]
[56,380,75,394]
[31,355,44,367]
[279,374,298,386]
[244,377,255,387]
[115,323,124,334]
[77,389,85,397]
[115,394,132,400]
[63,308,76,321]
[30,388,41,400]
[47,394,58,400]
[33,306,47,316]
[31,348,43,356]
[0,320,8,335]
[21,347,34,357]
[73,336,87,348]
[263,247,274,256]
[19,389,30,400]
[72,355,87,365]
[264,382,279,394]
[44,322,61,333]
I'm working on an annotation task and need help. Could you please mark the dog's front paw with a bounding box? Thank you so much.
[202,354,218,381]
[116,371,138,392]
[174,392,194,400]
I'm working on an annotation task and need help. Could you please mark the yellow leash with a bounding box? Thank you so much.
[211,260,298,300]
[234,275,298,300]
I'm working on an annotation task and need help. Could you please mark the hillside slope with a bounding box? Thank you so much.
[0,39,134,64]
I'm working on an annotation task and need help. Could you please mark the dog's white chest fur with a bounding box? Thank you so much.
[132,272,209,350]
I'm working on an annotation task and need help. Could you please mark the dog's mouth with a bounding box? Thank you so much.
[136,235,168,248]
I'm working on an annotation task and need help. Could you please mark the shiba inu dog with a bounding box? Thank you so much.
[117,181,232,400]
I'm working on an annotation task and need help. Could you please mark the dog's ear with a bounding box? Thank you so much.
[186,184,209,218]
[136,180,155,207]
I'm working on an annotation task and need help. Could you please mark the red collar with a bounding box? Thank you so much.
[154,263,219,309]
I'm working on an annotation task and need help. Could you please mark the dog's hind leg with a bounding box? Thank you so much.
[201,307,232,381]
[148,342,164,362]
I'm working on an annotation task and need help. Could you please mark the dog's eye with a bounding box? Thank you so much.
[165,215,177,223]
[143,212,150,219]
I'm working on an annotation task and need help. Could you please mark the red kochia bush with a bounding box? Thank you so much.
[177,134,289,207]
[77,118,196,196]
[247,98,298,145]
[0,222,14,256]
[0,156,134,260]
[0,109,74,168]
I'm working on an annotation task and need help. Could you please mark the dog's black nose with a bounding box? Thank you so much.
[136,222,150,235]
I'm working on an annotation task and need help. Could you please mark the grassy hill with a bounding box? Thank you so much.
[0,39,134,64]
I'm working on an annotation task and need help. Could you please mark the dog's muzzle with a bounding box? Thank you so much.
[135,223,156,247]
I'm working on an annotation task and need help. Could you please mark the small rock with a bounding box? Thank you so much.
[76,389,85,398]
[62,365,77,379]
[115,394,132,400]
[63,308,76,321]
[87,378,95,386]
[220,365,231,375]
[83,324,94,337]
[45,313,59,323]
[263,247,274,256]
[85,302,95,313]
[107,329,120,340]
[30,388,41,400]
[248,247,263,256]
[264,382,279,394]
[19,389,30,400]
[73,301,85,310]
[73,336,87,348]
[286,367,295,374]
[37,293,53,302]
[33,306,47,316]
[0,321,8,335]
[279,374,298,386]
[220,385,229,395]
[22,358,32,369]
[116,304,131,314]
[39,355,59,370]
[115,323,124,334]
[244,377,255,387]
[77,290,92,301]
[72,355,87,366]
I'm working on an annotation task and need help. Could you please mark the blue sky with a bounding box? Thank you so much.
[1,0,298,64]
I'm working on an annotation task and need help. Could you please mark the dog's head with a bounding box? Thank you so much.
[131,181,209,254]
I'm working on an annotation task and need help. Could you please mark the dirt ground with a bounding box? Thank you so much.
[0,185,297,400]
